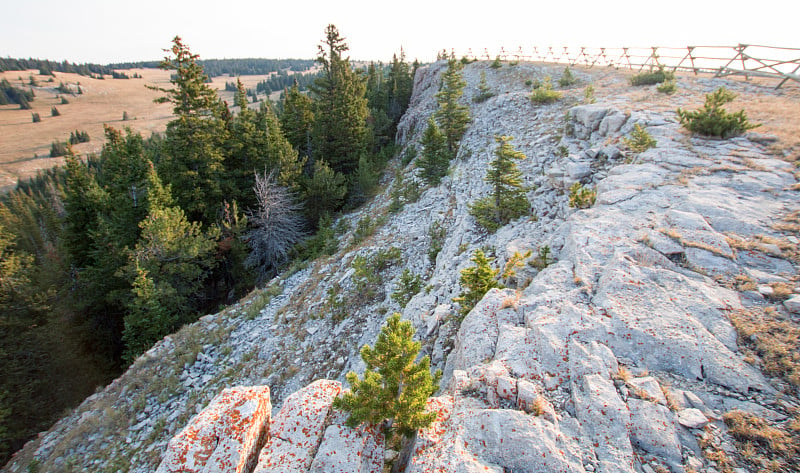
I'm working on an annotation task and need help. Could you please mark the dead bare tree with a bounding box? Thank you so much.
[244,171,305,280]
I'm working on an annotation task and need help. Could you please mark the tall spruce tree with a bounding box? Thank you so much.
[302,159,346,226]
[280,83,315,158]
[435,58,470,155]
[310,25,370,178]
[151,36,228,223]
[333,313,441,437]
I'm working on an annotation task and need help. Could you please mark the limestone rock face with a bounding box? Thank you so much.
[156,385,271,473]
[253,380,341,473]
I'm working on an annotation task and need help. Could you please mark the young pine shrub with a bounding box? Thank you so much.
[583,85,596,103]
[530,77,561,104]
[677,87,759,139]
[568,182,596,209]
[623,124,657,153]
[473,71,494,103]
[629,66,674,86]
[656,79,677,94]
[49,141,68,157]
[333,313,441,438]
[31,112,41,123]
[391,269,423,308]
[453,249,502,318]
[427,220,447,264]
[558,66,577,87]
[50,106,60,117]
[490,56,503,69]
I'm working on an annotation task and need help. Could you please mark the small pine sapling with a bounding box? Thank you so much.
[333,313,441,437]
[558,67,577,87]
[623,124,657,153]
[676,87,759,138]
[453,249,502,318]
[568,182,596,209]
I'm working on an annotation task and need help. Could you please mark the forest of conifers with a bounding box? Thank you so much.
[0,25,416,461]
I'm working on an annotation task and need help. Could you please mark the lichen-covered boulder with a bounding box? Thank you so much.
[156,385,271,473]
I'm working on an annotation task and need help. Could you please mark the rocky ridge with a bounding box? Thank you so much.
[5,61,799,473]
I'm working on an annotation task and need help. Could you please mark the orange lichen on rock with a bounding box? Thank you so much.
[156,385,271,473]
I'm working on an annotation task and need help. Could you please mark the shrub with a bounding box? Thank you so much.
[60,96,69,105]
[558,67,577,87]
[69,130,90,144]
[529,245,553,270]
[501,250,532,284]
[49,141,68,157]
[50,106,60,117]
[453,249,501,318]
[31,113,41,123]
[333,313,441,437]
[568,182,596,209]
[490,56,502,69]
[473,71,494,103]
[428,220,447,264]
[295,213,338,260]
[401,146,417,166]
[677,87,759,138]
[122,111,130,121]
[629,66,674,86]
[530,77,561,104]
[392,269,422,308]
[623,124,656,153]
[352,247,401,302]
[657,79,677,94]
[583,85,596,103]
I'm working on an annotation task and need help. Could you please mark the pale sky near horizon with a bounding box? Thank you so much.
[1,0,797,64]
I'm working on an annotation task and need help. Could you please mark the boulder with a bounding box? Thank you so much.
[253,380,341,473]
[156,385,271,473]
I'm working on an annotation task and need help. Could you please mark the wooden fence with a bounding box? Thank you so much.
[455,44,800,89]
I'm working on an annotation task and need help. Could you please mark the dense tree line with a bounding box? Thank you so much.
[108,58,316,78]
[0,57,113,76]
[0,79,34,107]
[0,26,414,464]
[255,69,321,95]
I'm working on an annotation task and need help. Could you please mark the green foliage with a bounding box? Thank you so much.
[417,117,451,186]
[49,141,68,157]
[333,313,441,437]
[490,56,502,69]
[280,83,315,157]
[530,77,561,104]
[0,78,34,107]
[122,111,130,121]
[676,87,759,138]
[388,173,421,214]
[453,249,501,318]
[31,112,40,123]
[295,213,338,260]
[629,66,674,86]
[302,159,347,226]
[529,245,553,270]
[469,136,530,232]
[568,182,596,209]
[401,146,417,166]
[427,220,447,264]
[392,269,422,308]
[352,246,401,302]
[435,58,471,155]
[123,204,219,362]
[311,25,370,177]
[623,124,656,153]
[473,71,494,103]
[583,85,596,103]
[60,96,69,105]
[558,67,577,87]
[501,250,532,284]
[50,106,60,117]
[656,79,677,94]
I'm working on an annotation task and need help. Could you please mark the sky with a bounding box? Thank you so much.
[2,0,798,64]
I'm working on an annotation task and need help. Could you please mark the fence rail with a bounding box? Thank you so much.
[455,44,800,89]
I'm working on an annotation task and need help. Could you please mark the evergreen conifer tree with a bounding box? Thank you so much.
[302,159,346,226]
[434,58,470,155]
[453,249,501,317]
[310,25,370,177]
[469,135,529,232]
[417,117,450,185]
[333,313,441,437]
[280,83,315,158]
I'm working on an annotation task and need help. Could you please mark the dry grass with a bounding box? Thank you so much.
[659,227,733,258]
[723,410,799,472]
[698,425,736,473]
[728,308,800,388]
[0,68,278,192]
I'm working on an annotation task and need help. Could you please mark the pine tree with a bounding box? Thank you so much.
[150,36,228,223]
[310,25,370,177]
[434,58,470,155]
[122,181,218,362]
[453,249,501,317]
[302,159,346,226]
[333,313,441,437]
[469,135,529,232]
[280,83,315,158]
[417,117,450,185]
